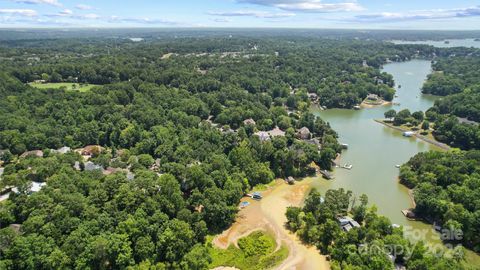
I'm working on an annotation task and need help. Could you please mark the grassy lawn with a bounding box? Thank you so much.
[208,231,288,270]
[29,82,98,92]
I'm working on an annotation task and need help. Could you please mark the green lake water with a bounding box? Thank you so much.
[313,59,437,229]
[312,59,480,265]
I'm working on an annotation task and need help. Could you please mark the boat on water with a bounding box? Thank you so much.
[403,131,415,137]
[395,165,401,168]
[342,164,353,170]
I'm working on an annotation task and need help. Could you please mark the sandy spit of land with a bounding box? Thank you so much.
[212,179,330,270]
[374,119,450,151]
[360,100,392,108]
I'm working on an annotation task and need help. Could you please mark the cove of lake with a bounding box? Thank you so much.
[312,59,479,265]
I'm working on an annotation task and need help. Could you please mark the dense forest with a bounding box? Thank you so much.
[286,188,465,270]
[419,49,480,150]
[0,32,475,269]
[400,151,480,253]
[0,35,413,269]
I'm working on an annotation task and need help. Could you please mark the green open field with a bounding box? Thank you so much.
[207,231,288,270]
[29,82,98,92]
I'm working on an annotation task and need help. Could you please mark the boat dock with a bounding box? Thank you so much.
[320,170,334,180]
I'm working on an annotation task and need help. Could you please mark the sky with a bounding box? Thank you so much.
[0,0,480,29]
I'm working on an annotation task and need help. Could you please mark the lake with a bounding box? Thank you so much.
[313,59,438,229]
[313,59,480,264]
[390,38,480,48]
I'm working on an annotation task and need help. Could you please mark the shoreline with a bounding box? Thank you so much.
[211,178,330,270]
[360,100,391,108]
[374,119,451,151]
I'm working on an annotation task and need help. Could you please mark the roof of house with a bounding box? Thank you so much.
[298,127,311,134]
[254,131,270,141]
[81,145,103,155]
[457,117,479,125]
[30,181,47,192]
[243,118,256,125]
[20,150,44,158]
[268,127,285,137]
[84,161,103,171]
[51,146,71,154]
[338,216,361,230]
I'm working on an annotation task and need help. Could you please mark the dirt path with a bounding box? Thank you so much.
[212,179,330,270]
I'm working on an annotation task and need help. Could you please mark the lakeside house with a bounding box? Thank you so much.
[366,94,379,101]
[338,216,361,232]
[308,93,319,103]
[305,138,321,149]
[297,127,311,140]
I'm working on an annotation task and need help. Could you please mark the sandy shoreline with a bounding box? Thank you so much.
[212,178,330,270]
[374,119,450,150]
[360,100,391,108]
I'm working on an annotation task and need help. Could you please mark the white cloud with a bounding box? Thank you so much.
[75,4,93,10]
[12,0,61,7]
[237,0,364,13]
[352,5,480,23]
[59,9,72,15]
[0,8,37,17]
[209,10,295,18]
[212,18,232,23]
[82,13,100,19]
[107,16,181,25]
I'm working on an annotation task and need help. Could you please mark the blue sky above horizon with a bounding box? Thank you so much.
[0,0,480,29]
